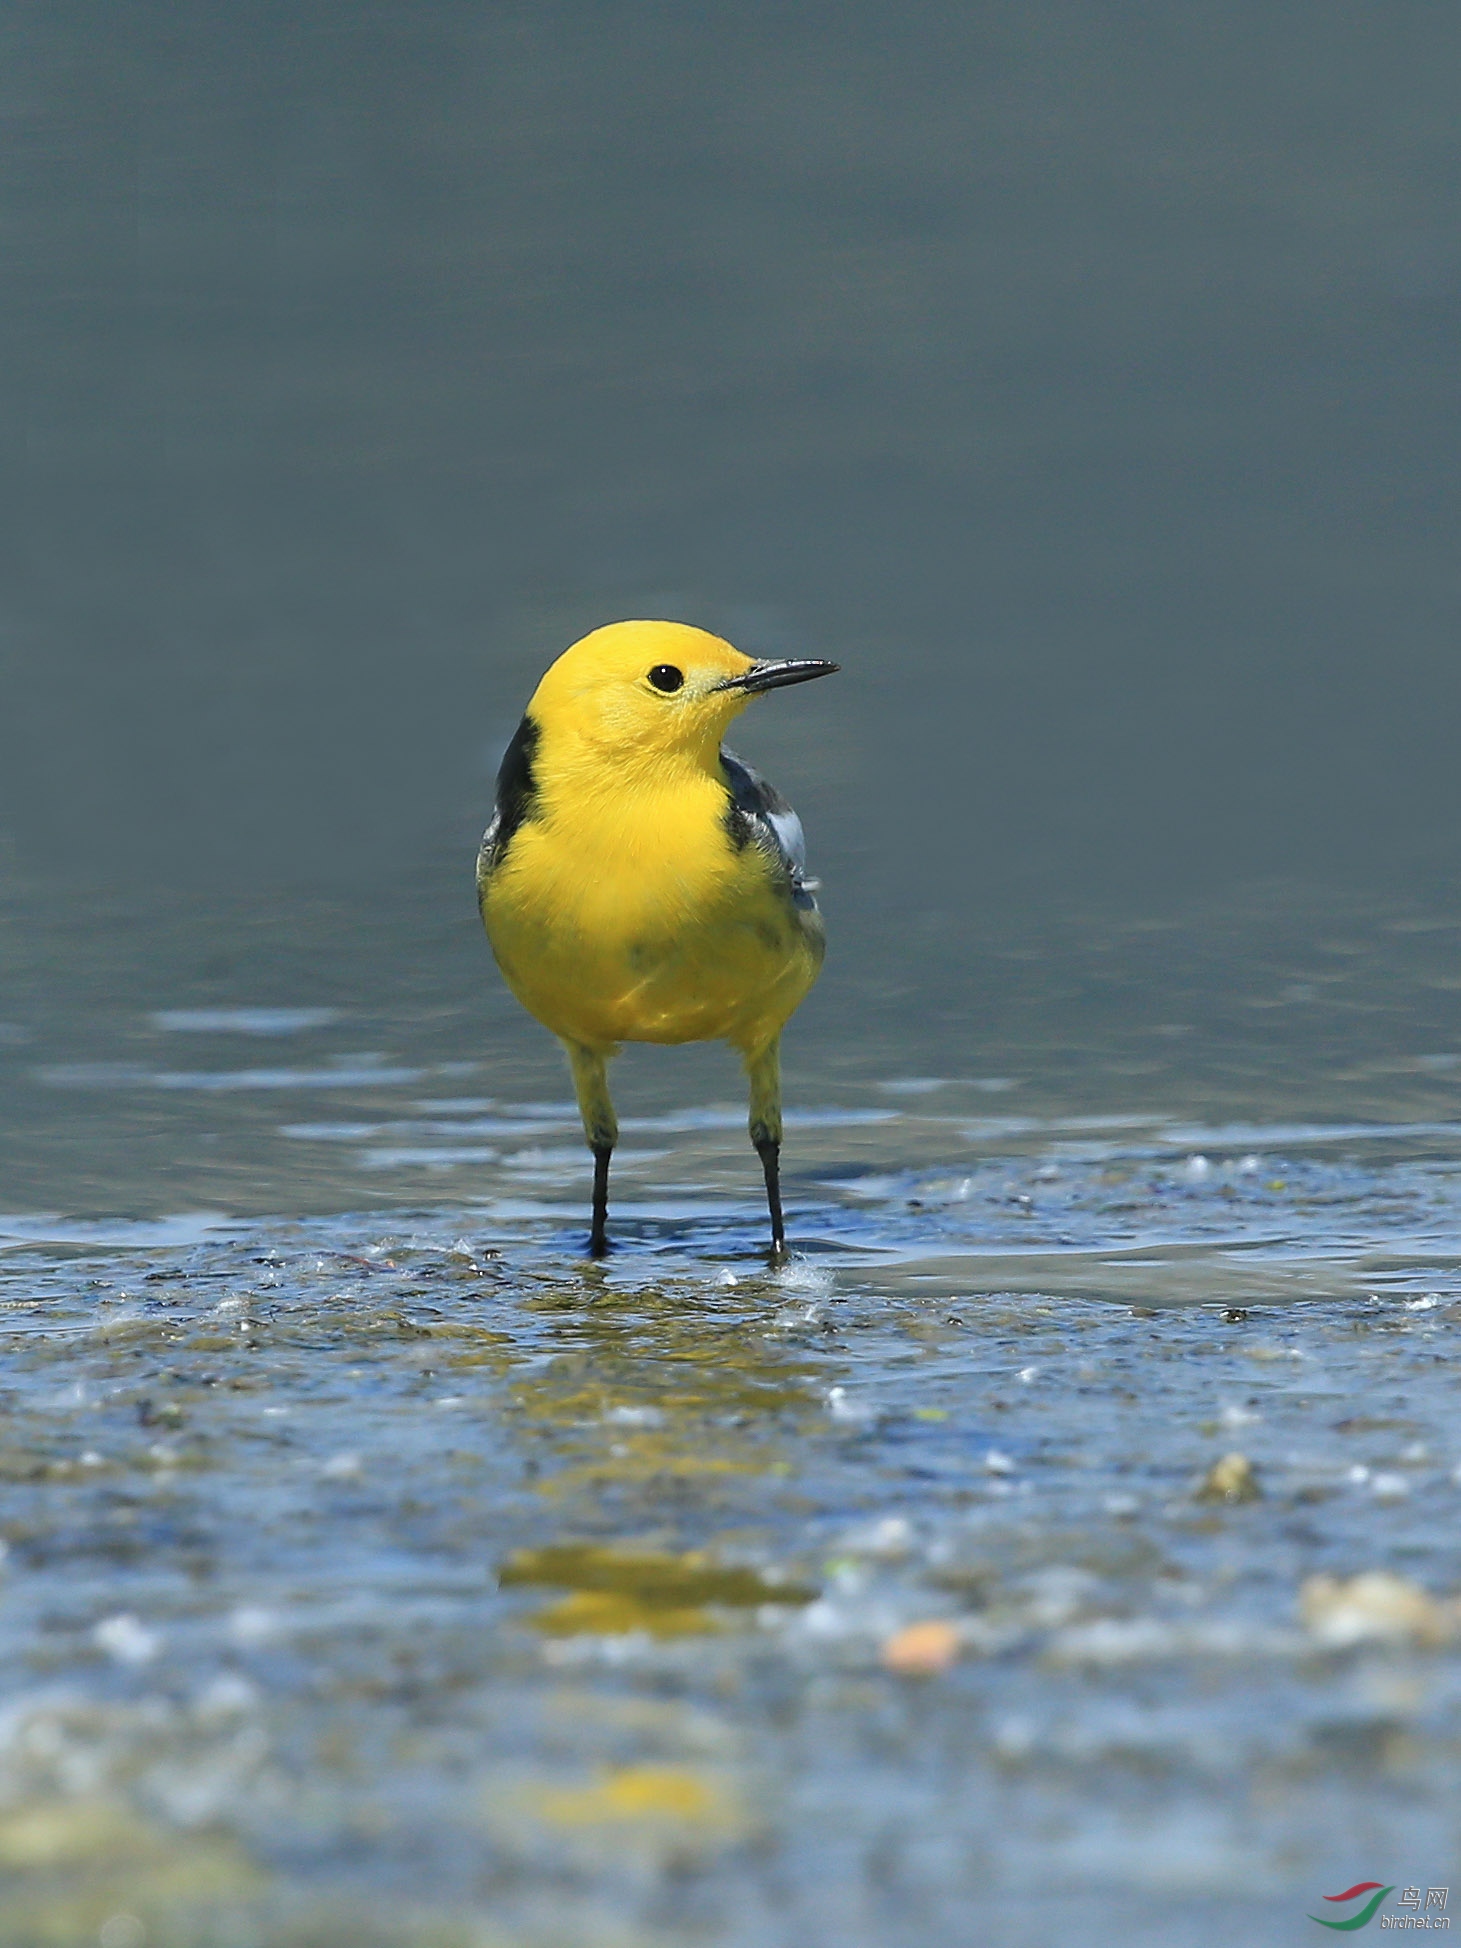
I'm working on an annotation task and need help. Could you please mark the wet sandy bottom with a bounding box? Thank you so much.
[1,1135,1459,1945]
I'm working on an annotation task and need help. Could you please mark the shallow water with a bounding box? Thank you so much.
[3,883,1461,1944]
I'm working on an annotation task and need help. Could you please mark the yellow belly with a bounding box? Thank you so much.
[482,811,822,1056]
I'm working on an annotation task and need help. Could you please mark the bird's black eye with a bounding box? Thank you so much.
[647,664,684,693]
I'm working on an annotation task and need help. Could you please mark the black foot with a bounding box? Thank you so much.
[755,1137,786,1257]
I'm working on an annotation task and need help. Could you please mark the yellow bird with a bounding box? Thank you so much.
[477,619,839,1258]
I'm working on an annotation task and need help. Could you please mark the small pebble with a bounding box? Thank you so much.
[882,1620,961,1676]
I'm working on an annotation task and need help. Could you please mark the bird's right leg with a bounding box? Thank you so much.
[745,1038,787,1258]
[564,1041,618,1257]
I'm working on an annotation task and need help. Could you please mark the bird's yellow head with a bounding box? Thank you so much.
[527,620,838,770]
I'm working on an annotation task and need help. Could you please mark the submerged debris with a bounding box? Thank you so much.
[1195,1452,1262,1504]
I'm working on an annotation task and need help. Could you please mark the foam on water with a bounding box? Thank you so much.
[150,1009,343,1035]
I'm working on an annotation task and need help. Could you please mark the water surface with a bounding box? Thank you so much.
[4,882,1461,1942]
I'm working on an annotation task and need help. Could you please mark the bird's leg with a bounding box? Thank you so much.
[745,1039,787,1257]
[590,1145,612,1258]
[564,1041,618,1257]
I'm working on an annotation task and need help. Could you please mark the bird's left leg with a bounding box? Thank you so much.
[745,1038,787,1256]
[564,1040,618,1257]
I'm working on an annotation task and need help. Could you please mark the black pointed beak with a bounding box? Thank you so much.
[712,658,841,695]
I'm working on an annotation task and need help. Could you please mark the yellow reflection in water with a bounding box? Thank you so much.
[528,1764,745,1835]
[502,1541,817,1636]
[509,1274,826,1505]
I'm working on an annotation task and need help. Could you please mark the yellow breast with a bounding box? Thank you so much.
[481,767,822,1055]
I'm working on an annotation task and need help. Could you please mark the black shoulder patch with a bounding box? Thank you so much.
[477,712,540,879]
[495,713,540,842]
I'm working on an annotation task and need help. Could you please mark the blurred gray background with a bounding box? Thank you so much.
[4,0,1458,920]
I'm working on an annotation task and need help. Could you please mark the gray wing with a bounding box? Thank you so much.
[720,748,820,913]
